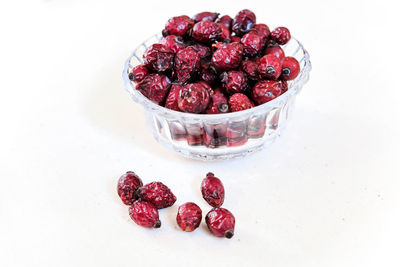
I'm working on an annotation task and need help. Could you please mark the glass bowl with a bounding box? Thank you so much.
[122,33,311,160]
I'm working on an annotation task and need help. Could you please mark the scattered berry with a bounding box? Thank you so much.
[193,11,219,22]
[206,208,235,238]
[136,182,177,209]
[117,171,143,205]
[232,9,256,36]
[174,47,201,83]
[136,74,171,105]
[201,172,225,208]
[280,56,300,80]
[165,84,183,111]
[206,90,229,114]
[164,15,194,36]
[129,200,161,228]
[143,44,175,72]
[264,45,285,61]
[176,202,202,232]
[215,15,233,30]
[270,27,291,45]
[252,80,282,105]
[178,82,210,113]
[191,20,222,43]
[129,65,149,83]
[160,35,186,53]
[241,31,262,57]
[221,70,249,95]
[211,42,243,71]
[229,93,254,112]
[258,54,282,80]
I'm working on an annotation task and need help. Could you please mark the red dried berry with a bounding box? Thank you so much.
[229,93,254,112]
[201,172,225,208]
[258,54,282,80]
[174,47,201,83]
[136,74,171,105]
[252,80,282,105]
[137,181,177,209]
[193,11,219,22]
[176,202,202,232]
[232,9,256,36]
[270,27,291,45]
[221,70,249,95]
[129,200,161,228]
[240,59,259,80]
[264,45,285,61]
[178,82,210,113]
[143,44,175,72]
[160,35,186,53]
[230,36,241,43]
[240,31,262,57]
[211,42,243,72]
[164,15,194,36]
[191,20,222,43]
[165,84,182,111]
[117,171,143,205]
[206,90,229,114]
[200,61,218,86]
[198,81,214,95]
[250,23,270,46]
[189,43,211,59]
[279,80,288,94]
[219,24,231,42]
[216,15,233,30]
[129,65,149,83]
[280,56,300,80]
[206,208,235,238]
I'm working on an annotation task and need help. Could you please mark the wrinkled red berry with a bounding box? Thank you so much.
[216,15,233,30]
[201,172,225,208]
[270,27,291,45]
[230,36,241,43]
[178,82,210,113]
[174,47,201,83]
[189,43,211,59]
[258,54,282,80]
[229,93,254,112]
[219,24,231,42]
[129,200,161,228]
[221,70,249,95]
[279,80,288,94]
[206,208,235,238]
[250,23,270,46]
[136,181,177,209]
[280,56,300,80]
[143,44,175,72]
[232,9,256,36]
[211,42,243,72]
[206,90,229,114]
[129,65,149,83]
[164,15,194,36]
[198,81,214,95]
[136,74,171,105]
[117,171,143,205]
[252,80,282,105]
[191,20,222,43]
[264,45,285,61]
[240,31,262,57]
[160,35,186,53]
[165,84,182,111]
[193,11,219,22]
[200,61,218,86]
[240,59,259,80]
[176,202,202,232]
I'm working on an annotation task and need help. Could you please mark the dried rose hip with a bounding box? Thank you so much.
[174,47,201,83]
[221,70,249,95]
[219,24,231,42]
[198,81,214,95]
[240,31,262,57]
[229,93,254,112]
[230,36,241,43]
[129,200,161,228]
[189,43,211,59]
[232,9,256,36]
[176,202,202,232]
[250,23,270,46]
[258,54,282,80]
[216,15,233,30]
[136,181,177,209]
[143,44,175,72]
[206,89,229,114]
[252,80,282,105]
[280,56,300,80]
[164,15,194,36]
[178,82,210,113]
[117,171,143,205]
[279,80,288,94]
[160,35,186,53]
[193,11,219,22]
[206,208,235,238]
[200,61,218,86]
[191,20,222,43]
[264,45,285,61]
[201,172,225,208]
[211,42,243,72]
[165,84,182,111]
[129,65,149,83]
[270,27,291,45]
[240,59,259,80]
[136,74,171,105]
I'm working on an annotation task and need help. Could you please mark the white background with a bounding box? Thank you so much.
[1,0,399,266]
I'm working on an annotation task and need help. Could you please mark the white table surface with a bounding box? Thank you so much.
[1,1,399,266]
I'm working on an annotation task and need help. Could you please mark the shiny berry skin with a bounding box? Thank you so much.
[129,65,149,83]
[264,45,285,61]
[211,42,243,72]
[240,59,259,80]
[164,15,194,36]
[240,31,262,57]
[117,171,143,205]
[229,93,254,112]
[174,47,201,83]
[258,54,282,80]
[136,182,177,209]
[193,11,219,22]
[216,15,233,30]
[206,90,229,114]
[160,35,186,53]
[178,83,210,113]
[250,23,270,46]
[143,44,175,72]
[230,36,241,43]
[191,20,222,43]
[200,61,218,86]
[129,201,161,228]
[221,70,249,95]
[280,56,300,80]
[232,9,256,36]
[176,202,202,232]
[270,27,291,45]
[201,172,225,208]
[136,74,171,105]
[165,84,182,111]
[205,208,235,238]
[252,80,282,105]
[189,43,211,59]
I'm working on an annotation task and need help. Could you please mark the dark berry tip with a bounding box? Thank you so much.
[225,230,234,239]
[266,66,276,75]
[206,172,214,177]
[128,73,135,81]
[154,220,161,228]
[282,67,291,76]
[162,29,168,37]
[219,103,229,113]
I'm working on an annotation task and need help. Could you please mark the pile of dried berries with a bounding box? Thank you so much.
[118,171,235,239]
[130,9,300,114]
